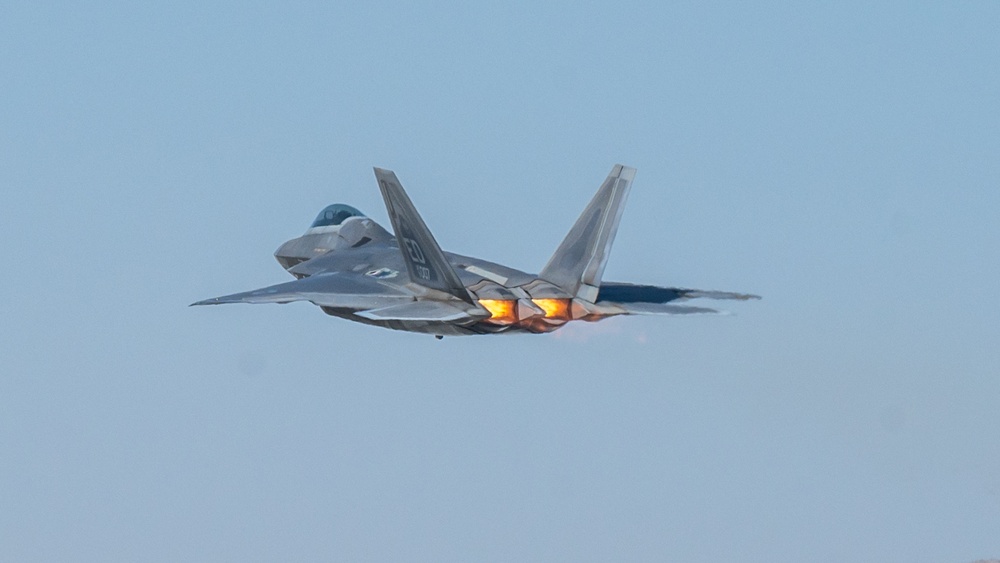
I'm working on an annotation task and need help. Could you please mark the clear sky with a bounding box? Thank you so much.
[2,2,998,562]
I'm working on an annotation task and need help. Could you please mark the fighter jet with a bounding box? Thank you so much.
[192,165,759,337]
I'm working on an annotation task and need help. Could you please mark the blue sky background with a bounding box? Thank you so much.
[2,2,998,561]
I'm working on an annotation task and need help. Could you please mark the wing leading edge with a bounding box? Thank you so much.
[190,271,408,309]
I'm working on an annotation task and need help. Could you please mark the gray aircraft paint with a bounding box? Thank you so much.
[192,165,759,337]
[539,164,634,302]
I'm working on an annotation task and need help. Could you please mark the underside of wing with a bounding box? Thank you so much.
[191,271,409,309]
[597,282,760,303]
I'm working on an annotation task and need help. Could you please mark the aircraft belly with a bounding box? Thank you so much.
[362,317,480,336]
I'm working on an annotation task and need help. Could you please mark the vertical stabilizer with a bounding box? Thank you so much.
[373,168,474,305]
[539,164,635,302]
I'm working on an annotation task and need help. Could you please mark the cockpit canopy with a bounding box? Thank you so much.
[309,204,365,228]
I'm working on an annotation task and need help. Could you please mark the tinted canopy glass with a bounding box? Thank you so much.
[310,204,365,228]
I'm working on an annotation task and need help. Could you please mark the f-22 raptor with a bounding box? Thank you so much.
[193,165,759,337]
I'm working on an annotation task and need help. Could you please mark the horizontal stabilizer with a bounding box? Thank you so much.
[356,301,488,323]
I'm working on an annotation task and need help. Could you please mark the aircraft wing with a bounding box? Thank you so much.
[594,282,760,316]
[190,271,409,309]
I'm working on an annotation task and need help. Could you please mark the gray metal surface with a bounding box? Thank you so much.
[193,165,760,337]
[374,168,475,305]
[539,164,634,302]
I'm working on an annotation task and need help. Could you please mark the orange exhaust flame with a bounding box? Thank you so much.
[478,300,518,324]
[531,298,571,320]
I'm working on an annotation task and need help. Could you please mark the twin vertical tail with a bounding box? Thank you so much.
[539,164,636,302]
[373,164,635,309]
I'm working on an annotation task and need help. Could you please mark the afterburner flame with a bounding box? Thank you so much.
[531,298,571,319]
[478,299,518,324]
